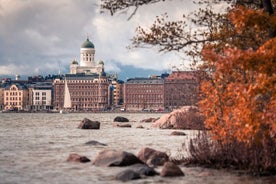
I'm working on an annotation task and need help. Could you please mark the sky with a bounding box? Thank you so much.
[0,0,203,80]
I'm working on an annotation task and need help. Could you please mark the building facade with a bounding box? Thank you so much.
[28,82,53,111]
[0,87,4,110]
[53,74,110,111]
[110,80,124,107]
[164,71,198,110]
[123,78,164,111]
[4,83,29,111]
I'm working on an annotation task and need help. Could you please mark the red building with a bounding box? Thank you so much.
[123,78,164,111]
[164,71,198,110]
[53,74,110,111]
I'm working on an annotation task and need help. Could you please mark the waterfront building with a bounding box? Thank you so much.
[53,74,109,111]
[4,83,29,111]
[110,79,124,107]
[0,86,4,110]
[28,82,53,111]
[164,71,198,110]
[123,77,164,111]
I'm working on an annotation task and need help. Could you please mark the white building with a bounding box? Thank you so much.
[70,37,104,75]
[29,83,52,111]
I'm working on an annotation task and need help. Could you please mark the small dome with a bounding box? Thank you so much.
[99,60,104,65]
[71,59,78,65]
[81,38,95,48]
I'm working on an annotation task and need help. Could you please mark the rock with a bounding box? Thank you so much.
[141,117,158,123]
[136,125,144,129]
[85,140,107,146]
[170,131,186,136]
[137,147,169,167]
[115,163,158,181]
[115,169,141,181]
[93,149,143,167]
[67,153,91,163]
[129,163,158,176]
[152,106,205,130]
[160,162,184,177]
[114,116,129,122]
[115,123,132,128]
[78,118,100,129]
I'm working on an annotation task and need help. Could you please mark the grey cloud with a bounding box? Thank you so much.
[0,0,200,77]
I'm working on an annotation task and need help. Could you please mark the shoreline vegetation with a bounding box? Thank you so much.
[151,106,276,176]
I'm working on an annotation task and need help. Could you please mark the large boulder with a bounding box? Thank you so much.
[67,153,91,163]
[137,147,169,167]
[114,116,129,122]
[160,162,184,177]
[78,118,100,129]
[93,149,143,167]
[152,106,205,130]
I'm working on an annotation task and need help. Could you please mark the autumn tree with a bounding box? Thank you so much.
[101,0,276,171]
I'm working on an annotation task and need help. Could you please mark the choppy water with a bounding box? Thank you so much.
[0,113,275,184]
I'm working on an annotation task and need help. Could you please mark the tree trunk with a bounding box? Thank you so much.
[262,0,276,38]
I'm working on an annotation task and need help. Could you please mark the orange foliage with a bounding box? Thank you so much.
[199,6,276,145]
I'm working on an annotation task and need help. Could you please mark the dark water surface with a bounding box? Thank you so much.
[0,113,275,184]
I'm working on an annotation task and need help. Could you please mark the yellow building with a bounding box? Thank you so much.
[4,84,29,111]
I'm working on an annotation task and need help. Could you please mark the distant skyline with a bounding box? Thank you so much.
[0,0,210,79]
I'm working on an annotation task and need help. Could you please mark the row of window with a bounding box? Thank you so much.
[6,97,22,101]
[35,97,47,100]
[5,92,22,96]
[6,102,22,106]
[35,92,47,96]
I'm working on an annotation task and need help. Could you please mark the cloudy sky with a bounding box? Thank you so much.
[0,0,202,80]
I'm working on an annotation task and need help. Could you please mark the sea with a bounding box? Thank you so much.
[0,113,275,184]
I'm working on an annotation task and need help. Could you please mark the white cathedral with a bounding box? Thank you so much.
[70,37,104,75]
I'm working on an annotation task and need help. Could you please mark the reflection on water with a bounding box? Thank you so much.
[0,113,275,184]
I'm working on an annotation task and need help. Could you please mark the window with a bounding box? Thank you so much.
[42,92,46,96]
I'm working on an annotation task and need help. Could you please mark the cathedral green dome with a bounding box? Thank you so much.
[81,38,95,48]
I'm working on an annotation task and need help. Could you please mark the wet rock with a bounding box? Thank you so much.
[67,153,91,163]
[114,116,129,122]
[115,163,158,182]
[160,162,184,177]
[115,169,141,181]
[137,147,169,167]
[136,125,144,129]
[129,163,158,176]
[78,118,100,129]
[170,131,186,136]
[115,123,132,128]
[141,117,158,123]
[85,140,107,146]
[93,149,143,167]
